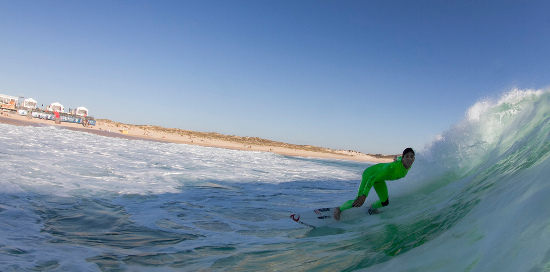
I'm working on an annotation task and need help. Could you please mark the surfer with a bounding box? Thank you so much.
[333,148,415,221]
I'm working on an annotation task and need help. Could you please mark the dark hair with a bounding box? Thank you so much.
[402,148,415,157]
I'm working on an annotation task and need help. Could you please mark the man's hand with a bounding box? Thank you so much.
[352,195,367,207]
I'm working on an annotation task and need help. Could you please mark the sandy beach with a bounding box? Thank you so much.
[0,111,393,163]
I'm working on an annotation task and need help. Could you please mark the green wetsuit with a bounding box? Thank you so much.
[340,157,410,211]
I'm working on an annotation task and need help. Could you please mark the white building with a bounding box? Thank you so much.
[75,106,89,116]
[22,98,37,109]
[0,94,18,106]
[48,102,65,113]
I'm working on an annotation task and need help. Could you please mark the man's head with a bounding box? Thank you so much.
[402,148,415,169]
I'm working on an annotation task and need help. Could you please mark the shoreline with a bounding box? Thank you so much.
[0,112,393,163]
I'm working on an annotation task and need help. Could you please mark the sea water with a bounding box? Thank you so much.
[1,89,550,272]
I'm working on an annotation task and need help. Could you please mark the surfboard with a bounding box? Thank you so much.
[290,205,374,228]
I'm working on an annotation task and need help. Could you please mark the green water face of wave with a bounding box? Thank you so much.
[347,89,550,271]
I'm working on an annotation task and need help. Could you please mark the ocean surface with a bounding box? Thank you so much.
[1,89,550,272]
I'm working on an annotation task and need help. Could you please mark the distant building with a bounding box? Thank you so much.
[75,106,89,116]
[0,94,18,110]
[22,98,37,109]
[47,102,65,113]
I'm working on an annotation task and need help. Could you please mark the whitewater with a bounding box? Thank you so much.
[1,89,549,272]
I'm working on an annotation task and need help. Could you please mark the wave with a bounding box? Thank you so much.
[363,88,550,271]
[411,88,549,188]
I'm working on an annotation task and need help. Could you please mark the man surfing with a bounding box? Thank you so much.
[333,148,415,221]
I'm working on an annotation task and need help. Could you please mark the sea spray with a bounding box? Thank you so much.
[407,88,548,193]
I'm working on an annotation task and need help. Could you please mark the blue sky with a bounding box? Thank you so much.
[1,1,549,154]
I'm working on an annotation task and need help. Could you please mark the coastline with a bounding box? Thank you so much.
[0,112,393,163]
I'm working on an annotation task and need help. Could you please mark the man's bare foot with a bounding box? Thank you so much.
[368,205,380,215]
[333,207,341,221]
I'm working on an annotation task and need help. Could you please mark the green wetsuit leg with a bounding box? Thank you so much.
[339,168,376,211]
[371,181,389,209]
[340,180,389,211]
[339,162,394,212]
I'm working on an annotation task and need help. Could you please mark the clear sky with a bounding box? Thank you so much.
[1,1,549,154]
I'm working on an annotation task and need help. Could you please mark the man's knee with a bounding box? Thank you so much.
[381,199,389,206]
